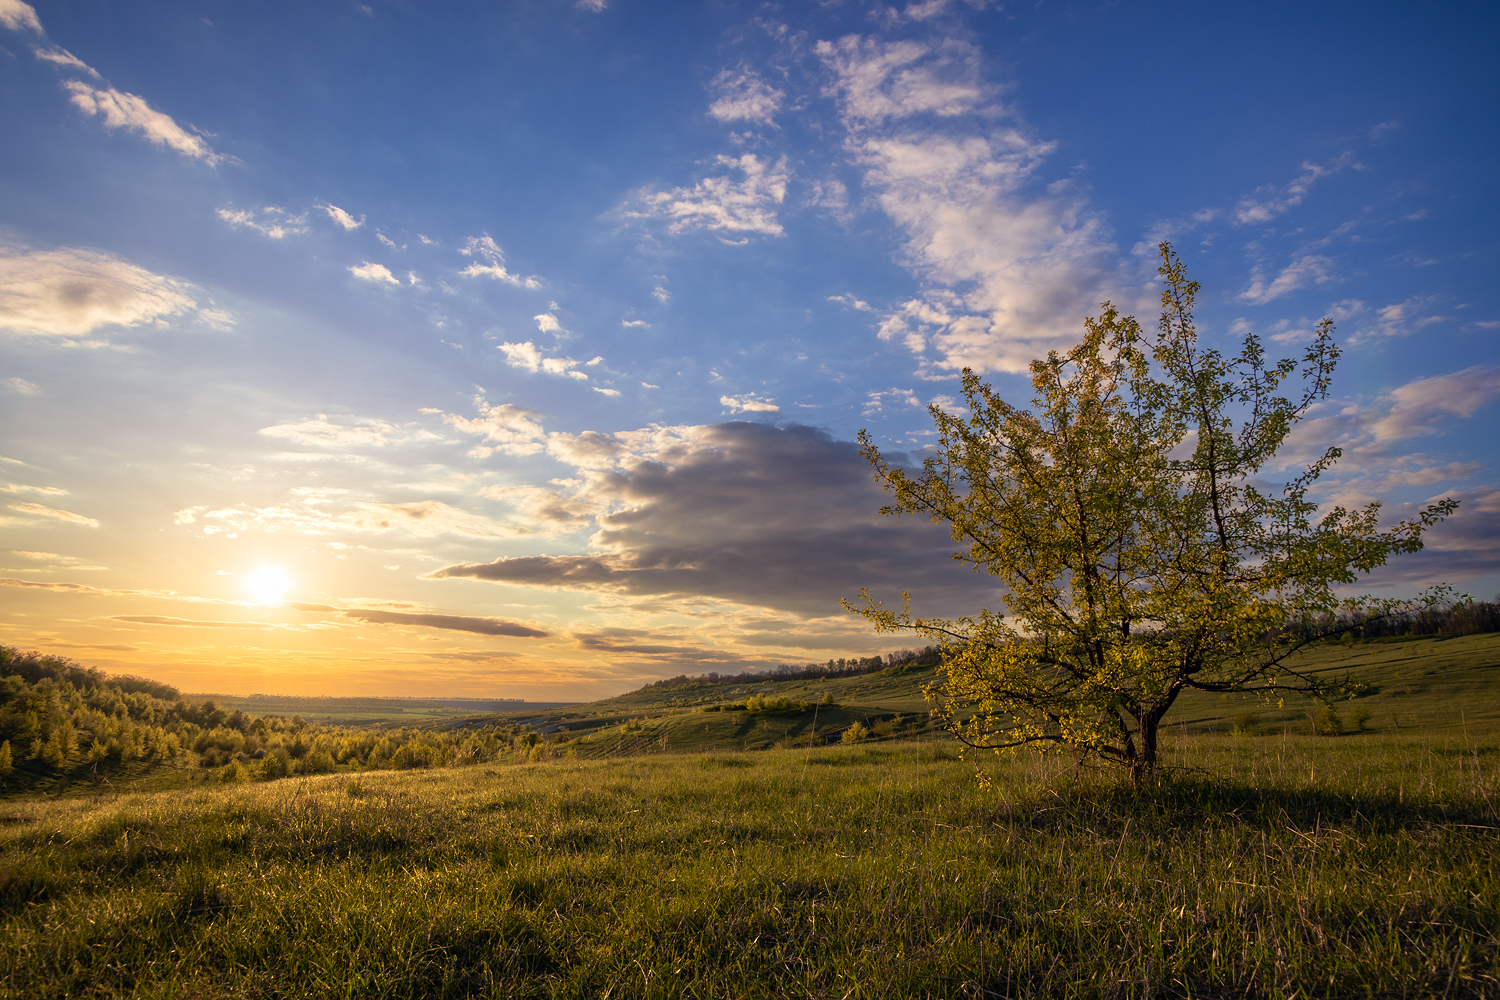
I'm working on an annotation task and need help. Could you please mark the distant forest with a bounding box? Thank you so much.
[641,646,944,693]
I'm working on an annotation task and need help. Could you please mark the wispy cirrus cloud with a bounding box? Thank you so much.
[457,236,540,287]
[321,203,364,230]
[1233,153,1357,226]
[0,0,43,32]
[625,154,789,238]
[7,502,99,527]
[1370,366,1500,443]
[708,67,784,125]
[33,45,100,78]
[174,496,526,540]
[62,81,223,164]
[818,34,1118,374]
[1238,254,1336,304]
[0,245,209,337]
[218,206,308,239]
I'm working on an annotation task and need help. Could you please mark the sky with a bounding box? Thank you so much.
[1,0,1496,700]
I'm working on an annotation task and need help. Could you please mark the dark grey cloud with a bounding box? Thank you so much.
[429,422,1001,616]
[571,629,766,667]
[1361,486,1500,588]
[339,609,548,638]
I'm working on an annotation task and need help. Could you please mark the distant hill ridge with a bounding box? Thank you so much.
[185,694,533,712]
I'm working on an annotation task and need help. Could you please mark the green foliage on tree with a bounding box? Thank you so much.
[848,245,1457,784]
[0,739,12,777]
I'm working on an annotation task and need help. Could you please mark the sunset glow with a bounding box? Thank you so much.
[1,1,1495,701]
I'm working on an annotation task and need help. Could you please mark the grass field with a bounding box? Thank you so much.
[1,635,1498,998]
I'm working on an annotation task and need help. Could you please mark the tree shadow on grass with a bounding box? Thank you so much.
[987,776,1499,835]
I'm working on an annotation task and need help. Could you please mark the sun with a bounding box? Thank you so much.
[246,567,290,605]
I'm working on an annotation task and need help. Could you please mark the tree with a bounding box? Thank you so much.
[847,245,1457,785]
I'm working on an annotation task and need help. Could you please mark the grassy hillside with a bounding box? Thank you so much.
[0,635,1497,995]
[5,633,1498,800]
[1,730,1495,998]
[459,632,1500,762]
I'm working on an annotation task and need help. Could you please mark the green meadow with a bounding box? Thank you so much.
[2,634,1498,998]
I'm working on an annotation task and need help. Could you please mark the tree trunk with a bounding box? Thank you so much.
[1131,708,1164,789]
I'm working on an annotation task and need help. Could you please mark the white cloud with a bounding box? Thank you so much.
[1371,366,1500,442]
[377,232,398,248]
[828,293,872,312]
[322,203,365,230]
[477,484,601,533]
[1347,295,1446,342]
[457,236,540,288]
[179,497,524,540]
[708,67,784,125]
[0,0,42,33]
[652,285,670,304]
[7,502,98,527]
[586,356,604,366]
[534,313,561,333]
[805,176,852,221]
[498,341,588,380]
[62,81,222,163]
[349,262,399,285]
[577,0,606,10]
[721,393,779,413]
[818,35,1118,374]
[5,377,39,394]
[1238,255,1336,304]
[1234,153,1356,225]
[0,245,200,336]
[593,387,621,397]
[217,206,309,239]
[622,319,649,328]
[33,46,100,78]
[862,387,920,417]
[258,415,414,449]
[626,154,789,237]
[428,397,547,456]
[818,35,983,124]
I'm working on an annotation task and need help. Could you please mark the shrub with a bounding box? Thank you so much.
[217,760,250,784]
[1312,705,1343,736]
[1348,704,1372,731]
[1230,712,1260,737]
[841,722,868,745]
[258,748,291,780]
[0,740,10,777]
[302,750,335,774]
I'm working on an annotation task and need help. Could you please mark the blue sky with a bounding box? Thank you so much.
[1,0,1496,699]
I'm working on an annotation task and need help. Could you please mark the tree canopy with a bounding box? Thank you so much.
[848,245,1458,784]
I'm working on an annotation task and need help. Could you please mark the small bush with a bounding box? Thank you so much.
[1348,704,1372,731]
[302,749,335,773]
[1230,712,1260,737]
[258,748,291,780]
[1312,705,1343,737]
[217,760,251,784]
[841,722,868,745]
